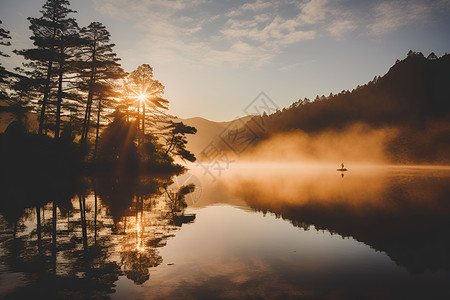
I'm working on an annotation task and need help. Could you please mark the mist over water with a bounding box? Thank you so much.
[1,161,450,299]
[141,163,450,299]
[242,123,397,164]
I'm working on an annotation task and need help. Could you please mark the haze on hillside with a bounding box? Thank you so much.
[190,52,450,165]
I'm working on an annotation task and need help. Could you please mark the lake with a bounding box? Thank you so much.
[1,164,450,299]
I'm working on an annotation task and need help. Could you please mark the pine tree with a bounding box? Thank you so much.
[93,82,120,159]
[54,11,81,138]
[126,64,168,141]
[0,20,12,100]
[15,0,77,135]
[75,22,125,144]
[164,121,197,162]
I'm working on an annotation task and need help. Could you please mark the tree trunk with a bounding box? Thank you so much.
[79,195,88,251]
[36,206,42,255]
[81,75,95,142]
[94,187,98,244]
[137,102,140,147]
[83,91,94,142]
[55,48,64,139]
[142,102,145,138]
[81,50,96,143]
[38,58,54,135]
[93,97,102,159]
[165,134,176,156]
[38,24,58,135]
[52,201,57,274]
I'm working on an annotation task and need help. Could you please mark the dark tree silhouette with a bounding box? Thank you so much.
[15,0,77,135]
[76,22,125,144]
[53,14,81,139]
[164,121,197,162]
[125,64,168,140]
[97,110,139,170]
[93,83,120,159]
[0,20,12,100]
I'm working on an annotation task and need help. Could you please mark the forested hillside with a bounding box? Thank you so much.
[240,52,450,163]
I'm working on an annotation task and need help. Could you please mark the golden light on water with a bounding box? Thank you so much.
[136,213,144,252]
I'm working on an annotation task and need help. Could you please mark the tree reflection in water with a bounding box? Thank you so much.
[225,167,450,274]
[0,172,196,298]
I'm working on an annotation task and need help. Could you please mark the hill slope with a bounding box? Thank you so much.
[179,115,252,157]
[237,53,450,163]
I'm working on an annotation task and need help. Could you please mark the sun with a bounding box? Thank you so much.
[137,93,147,102]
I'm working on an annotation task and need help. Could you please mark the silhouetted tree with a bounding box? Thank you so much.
[427,52,438,60]
[97,110,139,170]
[407,50,424,58]
[125,64,168,140]
[53,14,81,139]
[15,0,77,135]
[164,121,197,162]
[0,20,12,100]
[0,20,11,56]
[76,22,125,144]
[93,83,120,159]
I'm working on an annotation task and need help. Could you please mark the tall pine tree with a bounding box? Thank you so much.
[76,22,125,144]
[15,0,77,135]
[53,14,81,138]
[126,64,168,141]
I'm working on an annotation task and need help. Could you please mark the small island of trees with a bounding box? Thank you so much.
[0,0,197,179]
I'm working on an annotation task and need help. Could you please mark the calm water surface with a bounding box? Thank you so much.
[1,164,450,299]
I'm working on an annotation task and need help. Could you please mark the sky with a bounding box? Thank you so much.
[0,0,449,121]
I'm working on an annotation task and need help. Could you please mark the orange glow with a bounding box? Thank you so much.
[136,213,144,252]
[137,93,147,103]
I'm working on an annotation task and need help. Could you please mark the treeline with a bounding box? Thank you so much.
[0,0,197,174]
[243,51,450,163]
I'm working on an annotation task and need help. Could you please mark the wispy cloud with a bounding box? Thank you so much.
[92,0,450,67]
[368,1,431,35]
[241,0,273,12]
[279,59,316,71]
[328,20,357,38]
[298,0,329,24]
[368,0,450,35]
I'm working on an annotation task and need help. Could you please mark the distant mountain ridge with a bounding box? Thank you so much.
[178,115,252,157]
[236,52,450,163]
[255,53,449,131]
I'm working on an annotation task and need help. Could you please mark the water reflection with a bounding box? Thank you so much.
[220,166,450,273]
[0,164,450,299]
[0,172,196,298]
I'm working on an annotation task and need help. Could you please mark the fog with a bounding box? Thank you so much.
[225,166,449,211]
[240,123,398,164]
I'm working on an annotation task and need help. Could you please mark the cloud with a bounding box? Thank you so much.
[298,0,329,24]
[221,15,316,46]
[328,20,357,37]
[91,0,450,67]
[241,0,273,11]
[367,0,450,35]
[368,1,430,35]
[279,59,316,71]
[92,0,325,67]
